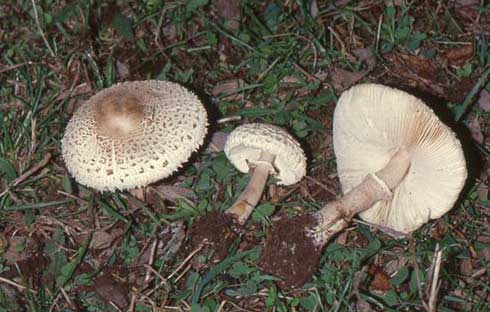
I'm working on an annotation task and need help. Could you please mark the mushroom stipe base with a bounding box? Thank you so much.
[185,210,241,262]
[258,213,323,289]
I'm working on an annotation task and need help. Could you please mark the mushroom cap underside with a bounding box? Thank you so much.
[333,83,467,233]
[61,80,208,191]
[224,123,307,186]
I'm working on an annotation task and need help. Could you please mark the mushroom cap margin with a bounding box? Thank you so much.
[224,123,307,186]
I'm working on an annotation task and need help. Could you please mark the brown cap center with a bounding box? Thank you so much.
[95,93,145,137]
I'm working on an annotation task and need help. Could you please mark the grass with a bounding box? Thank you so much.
[1,0,490,311]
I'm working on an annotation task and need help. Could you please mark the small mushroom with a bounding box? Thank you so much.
[259,84,467,288]
[61,80,207,196]
[185,123,306,261]
[224,123,307,225]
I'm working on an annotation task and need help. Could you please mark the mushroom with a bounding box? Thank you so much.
[61,80,208,197]
[185,123,306,260]
[259,84,467,288]
[224,123,307,225]
[334,84,468,233]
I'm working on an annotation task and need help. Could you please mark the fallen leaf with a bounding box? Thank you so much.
[368,265,392,292]
[116,60,130,79]
[212,0,241,30]
[459,258,473,276]
[204,131,229,153]
[384,255,408,276]
[212,79,244,100]
[352,47,377,70]
[73,229,123,250]
[330,67,368,92]
[444,44,474,65]
[93,274,129,309]
[150,185,194,202]
[310,0,319,18]
[477,89,490,112]
[468,116,484,144]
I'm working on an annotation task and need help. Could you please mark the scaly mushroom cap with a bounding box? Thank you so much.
[61,80,207,191]
[224,123,307,185]
[333,84,467,233]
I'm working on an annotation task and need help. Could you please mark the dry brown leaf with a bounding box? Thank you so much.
[353,47,377,70]
[369,265,392,292]
[477,89,490,112]
[384,255,408,276]
[444,44,474,65]
[331,67,368,92]
[93,274,129,309]
[384,52,447,97]
[459,258,473,276]
[73,229,122,250]
[204,131,229,153]
[468,116,484,144]
[116,60,130,79]
[150,185,194,203]
[310,0,319,18]
[212,0,241,30]
[212,79,244,100]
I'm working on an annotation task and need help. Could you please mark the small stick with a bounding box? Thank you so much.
[60,287,76,310]
[167,245,203,279]
[0,62,32,74]
[130,239,158,312]
[305,176,337,196]
[428,244,443,312]
[13,153,52,187]
[375,14,383,52]
[30,0,55,57]
[0,276,37,293]
[411,243,430,312]
[0,153,52,197]
[216,116,242,124]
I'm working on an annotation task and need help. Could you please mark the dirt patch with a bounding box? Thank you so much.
[186,210,241,261]
[258,213,323,289]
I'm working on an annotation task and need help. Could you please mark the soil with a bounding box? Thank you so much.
[258,213,324,289]
[186,210,241,261]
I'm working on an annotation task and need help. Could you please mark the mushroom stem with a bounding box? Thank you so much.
[226,151,275,225]
[311,148,411,245]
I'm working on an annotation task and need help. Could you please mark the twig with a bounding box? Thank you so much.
[60,287,76,310]
[13,153,52,187]
[410,243,430,311]
[375,14,382,52]
[30,0,55,57]
[428,244,443,312]
[174,263,192,283]
[168,244,203,280]
[0,62,33,74]
[0,276,37,293]
[305,176,337,196]
[217,116,242,124]
[109,301,123,312]
[130,238,158,312]
[0,153,52,197]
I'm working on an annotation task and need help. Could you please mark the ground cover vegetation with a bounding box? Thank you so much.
[1,0,490,311]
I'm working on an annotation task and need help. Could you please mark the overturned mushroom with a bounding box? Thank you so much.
[61,80,208,197]
[186,123,306,260]
[259,84,467,288]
